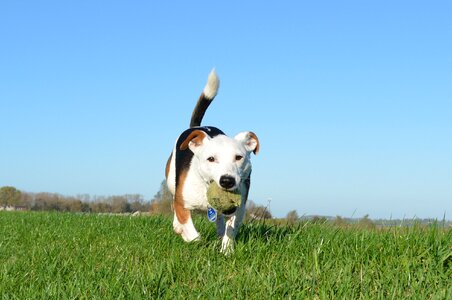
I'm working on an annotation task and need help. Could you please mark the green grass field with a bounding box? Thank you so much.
[1,212,451,299]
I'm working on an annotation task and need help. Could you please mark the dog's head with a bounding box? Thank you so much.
[180,130,259,191]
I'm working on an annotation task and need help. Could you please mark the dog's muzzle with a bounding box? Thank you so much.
[219,175,236,189]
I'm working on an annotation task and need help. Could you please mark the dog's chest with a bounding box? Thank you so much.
[182,168,209,210]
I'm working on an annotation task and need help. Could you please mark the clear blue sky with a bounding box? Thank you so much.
[1,1,451,219]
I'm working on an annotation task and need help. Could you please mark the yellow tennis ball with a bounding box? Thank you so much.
[207,182,242,212]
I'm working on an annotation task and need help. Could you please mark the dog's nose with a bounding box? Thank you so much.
[219,175,236,189]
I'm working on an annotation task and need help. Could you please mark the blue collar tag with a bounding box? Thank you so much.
[207,207,217,222]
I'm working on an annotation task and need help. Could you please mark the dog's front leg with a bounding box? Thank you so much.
[220,202,246,254]
[215,214,226,237]
[220,176,250,254]
[173,199,200,242]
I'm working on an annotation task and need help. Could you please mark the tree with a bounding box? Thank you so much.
[246,200,272,220]
[286,210,299,225]
[20,192,34,210]
[333,216,348,227]
[125,194,149,212]
[0,186,22,207]
[111,196,131,213]
[358,214,376,229]
[89,201,112,213]
[150,180,173,215]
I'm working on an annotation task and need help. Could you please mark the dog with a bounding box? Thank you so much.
[165,69,259,253]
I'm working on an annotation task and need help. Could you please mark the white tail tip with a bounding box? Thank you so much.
[203,69,220,100]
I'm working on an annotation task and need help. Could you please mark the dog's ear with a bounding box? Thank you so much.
[235,131,259,155]
[180,130,207,153]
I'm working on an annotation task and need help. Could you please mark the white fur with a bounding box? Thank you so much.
[167,134,252,210]
[167,131,258,253]
[173,212,200,242]
[187,134,252,192]
[235,132,259,153]
[166,69,258,253]
[217,184,249,254]
[202,69,220,99]
[167,149,176,196]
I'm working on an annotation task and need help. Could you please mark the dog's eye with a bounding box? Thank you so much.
[207,156,216,163]
[235,155,243,161]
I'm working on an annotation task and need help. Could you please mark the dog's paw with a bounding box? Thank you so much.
[184,233,201,242]
[173,222,200,242]
[220,236,234,255]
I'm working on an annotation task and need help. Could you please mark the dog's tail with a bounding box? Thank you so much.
[190,69,220,128]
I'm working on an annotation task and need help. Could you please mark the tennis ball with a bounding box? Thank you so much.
[207,182,242,212]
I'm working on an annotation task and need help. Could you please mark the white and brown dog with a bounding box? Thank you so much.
[165,70,259,253]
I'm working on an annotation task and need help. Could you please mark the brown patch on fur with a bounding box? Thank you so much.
[248,132,260,155]
[179,130,206,151]
[174,169,190,224]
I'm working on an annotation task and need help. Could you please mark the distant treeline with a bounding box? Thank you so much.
[0,186,151,213]
[6,185,442,227]
[0,183,273,219]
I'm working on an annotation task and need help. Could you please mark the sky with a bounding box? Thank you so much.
[1,1,451,219]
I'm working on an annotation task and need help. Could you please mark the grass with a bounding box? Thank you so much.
[0,212,451,299]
